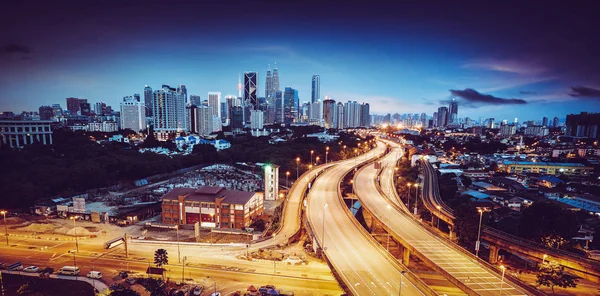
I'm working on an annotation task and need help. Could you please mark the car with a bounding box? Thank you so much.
[0,263,6,269]
[23,266,40,273]
[210,293,221,296]
[191,286,203,296]
[87,271,102,279]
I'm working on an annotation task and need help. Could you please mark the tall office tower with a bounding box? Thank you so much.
[230,106,244,130]
[186,105,199,134]
[189,95,202,106]
[79,101,91,116]
[311,75,320,103]
[309,100,322,121]
[272,63,280,92]
[244,72,258,124]
[553,117,559,127]
[220,102,228,124]
[177,85,188,106]
[197,105,214,136]
[465,117,472,126]
[225,95,237,122]
[94,102,106,115]
[336,102,344,129]
[120,95,146,132]
[66,97,79,115]
[360,103,370,127]
[565,112,600,138]
[265,65,273,100]
[38,106,54,120]
[420,113,427,127]
[283,87,299,125]
[51,104,63,118]
[300,102,310,123]
[343,101,359,128]
[489,118,495,129]
[251,110,264,130]
[502,119,508,125]
[274,91,283,124]
[144,86,153,117]
[448,98,458,124]
[542,116,549,127]
[212,115,222,133]
[323,99,336,128]
[437,106,448,127]
[152,84,187,136]
[207,92,221,118]
[237,74,243,98]
[432,112,438,127]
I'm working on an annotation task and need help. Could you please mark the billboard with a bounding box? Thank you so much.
[72,197,86,213]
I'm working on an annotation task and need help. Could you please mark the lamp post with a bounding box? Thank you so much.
[1,210,8,246]
[181,256,187,284]
[176,225,181,263]
[436,205,441,228]
[406,183,412,209]
[322,204,328,254]
[295,157,300,180]
[500,265,506,296]
[286,171,290,187]
[316,156,320,166]
[399,270,407,295]
[70,216,79,253]
[343,145,347,159]
[542,254,547,264]
[476,208,484,257]
[326,146,330,163]
[207,276,216,296]
[413,184,419,215]
[310,150,314,165]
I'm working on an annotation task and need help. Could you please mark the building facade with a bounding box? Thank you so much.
[120,95,146,132]
[152,84,187,138]
[311,74,320,103]
[0,120,53,148]
[264,164,280,201]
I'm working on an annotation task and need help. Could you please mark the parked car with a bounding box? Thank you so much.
[191,286,203,296]
[259,285,276,295]
[87,271,102,279]
[23,266,40,273]
[40,267,54,274]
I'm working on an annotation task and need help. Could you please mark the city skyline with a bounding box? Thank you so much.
[1,1,599,121]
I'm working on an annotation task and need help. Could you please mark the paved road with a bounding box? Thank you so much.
[306,142,428,296]
[355,140,529,296]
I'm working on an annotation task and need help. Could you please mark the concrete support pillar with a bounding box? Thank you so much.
[402,248,411,267]
[448,225,456,241]
[489,245,499,264]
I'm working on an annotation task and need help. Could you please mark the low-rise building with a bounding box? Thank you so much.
[161,186,263,229]
[501,161,594,176]
[0,120,53,148]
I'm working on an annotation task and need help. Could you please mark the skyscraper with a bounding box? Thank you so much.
[220,102,228,124]
[542,116,549,127]
[265,65,273,100]
[448,98,458,124]
[565,112,600,139]
[244,72,258,123]
[437,107,448,127]
[177,85,187,106]
[360,103,370,127]
[272,63,280,93]
[144,86,153,117]
[38,106,54,120]
[120,95,146,132]
[251,110,264,130]
[152,84,187,137]
[51,104,63,118]
[94,102,106,115]
[79,101,91,116]
[186,105,198,134]
[323,99,336,128]
[198,105,214,136]
[207,92,221,118]
[230,106,244,130]
[274,91,283,124]
[553,117,559,127]
[66,97,86,115]
[311,75,320,103]
[189,95,202,106]
[336,102,344,129]
[283,87,298,125]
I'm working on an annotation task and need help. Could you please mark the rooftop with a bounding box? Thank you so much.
[502,161,589,167]
[161,186,255,205]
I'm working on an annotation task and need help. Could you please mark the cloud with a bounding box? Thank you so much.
[446,88,527,107]
[462,58,547,76]
[519,90,537,95]
[569,86,600,99]
[2,44,30,54]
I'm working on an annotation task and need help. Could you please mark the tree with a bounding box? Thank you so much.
[519,201,579,247]
[536,261,578,294]
[110,284,141,296]
[454,203,479,251]
[154,248,169,267]
[141,278,168,296]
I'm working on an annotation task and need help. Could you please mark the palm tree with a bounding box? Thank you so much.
[141,278,168,296]
[154,248,169,267]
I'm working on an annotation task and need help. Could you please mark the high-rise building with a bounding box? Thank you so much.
[283,87,298,125]
[432,112,438,127]
[274,91,283,124]
[323,99,336,129]
[264,164,279,201]
[360,103,370,127]
[244,72,258,112]
[565,112,600,139]
[38,106,54,120]
[198,105,214,136]
[489,118,495,129]
[186,105,199,134]
[542,116,549,127]
[220,102,228,124]
[309,100,322,121]
[189,95,202,107]
[144,86,153,117]
[230,106,244,130]
[311,75,320,103]
[51,104,63,118]
[265,65,273,101]
[66,97,82,115]
[120,95,146,132]
[207,92,221,118]
[177,85,187,106]
[500,123,517,137]
[420,113,427,127]
[336,102,344,129]
[272,63,280,93]
[437,107,448,127]
[448,98,458,124]
[553,117,559,128]
[152,84,187,137]
[94,102,106,115]
[79,101,91,116]
[251,110,264,130]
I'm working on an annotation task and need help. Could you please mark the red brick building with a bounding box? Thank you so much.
[161,186,263,229]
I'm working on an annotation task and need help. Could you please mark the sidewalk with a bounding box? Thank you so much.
[2,270,109,295]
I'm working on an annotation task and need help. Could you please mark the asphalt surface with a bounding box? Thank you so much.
[354,140,528,296]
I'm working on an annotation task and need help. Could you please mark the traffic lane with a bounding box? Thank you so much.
[361,154,527,295]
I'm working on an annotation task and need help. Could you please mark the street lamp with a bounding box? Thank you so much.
[343,145,347,159]
[70,216,79,253]
[326,146,330,163]
[406,183,412,209]
[399,270,407,295]
[310,150,314,165]
[207,276,216,296]
[413,184,419,215]
[476,208,484,257]
[500,265,506,296]
[1,210,8,246]
[176,225,181,263]
[295,157,300,180]
[316,156,320,166]
[286,171,290,187]
[181,256,187,284]
[436,205,441,228]
[322,204,328,254]
[542,254,547,264]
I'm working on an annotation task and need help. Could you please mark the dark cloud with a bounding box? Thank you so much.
[2,44,30,54]
[519,91,537,95]
[569,86,600,99]
[446,88,527,107]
